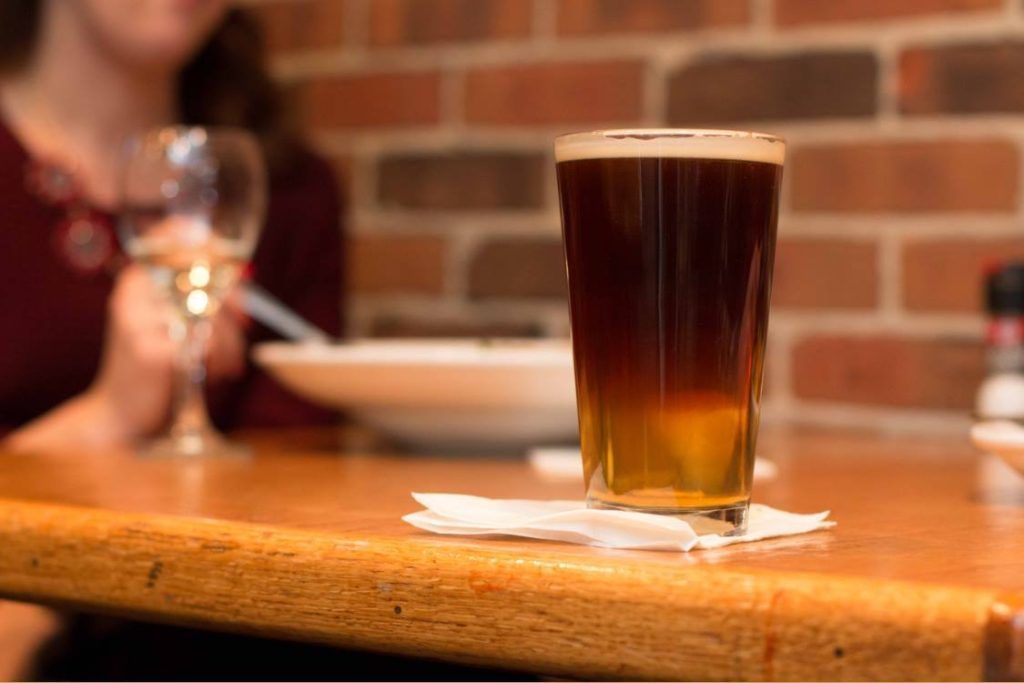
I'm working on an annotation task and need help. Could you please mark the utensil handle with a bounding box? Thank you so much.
[240,283,332,344]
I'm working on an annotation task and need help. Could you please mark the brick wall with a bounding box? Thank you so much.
[250,0,1024,434]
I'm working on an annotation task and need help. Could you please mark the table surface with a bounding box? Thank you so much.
[0,427,1022,680]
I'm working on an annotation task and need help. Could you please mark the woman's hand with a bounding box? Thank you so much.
[208,292,248,383]
[5,266,248,453]
[87,266,249,441]
[86,265,178,440]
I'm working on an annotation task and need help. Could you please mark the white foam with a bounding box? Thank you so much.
[554,129,785,165]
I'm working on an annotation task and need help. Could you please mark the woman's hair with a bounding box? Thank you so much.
[0,3,294,171]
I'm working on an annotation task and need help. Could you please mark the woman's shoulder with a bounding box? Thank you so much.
[268,143,343,211]
[260,143,343,251]
[0,115,30,187]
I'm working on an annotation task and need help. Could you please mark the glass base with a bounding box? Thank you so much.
[137,430,250,459]
[587,498,749,536]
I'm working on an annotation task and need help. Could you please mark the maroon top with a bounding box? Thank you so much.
[0,119,343,432]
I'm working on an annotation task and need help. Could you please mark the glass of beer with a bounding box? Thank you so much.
[555,129,784,534]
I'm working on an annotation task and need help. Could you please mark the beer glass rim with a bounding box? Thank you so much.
[554,128,785,164]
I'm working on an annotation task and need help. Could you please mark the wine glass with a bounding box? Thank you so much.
[118,126,266,457]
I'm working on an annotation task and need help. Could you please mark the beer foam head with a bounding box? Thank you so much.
[554,129,785,165]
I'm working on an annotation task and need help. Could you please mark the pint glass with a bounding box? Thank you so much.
[555,129,785,534]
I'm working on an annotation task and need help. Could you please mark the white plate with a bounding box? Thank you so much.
[970,420,1024,476]
[253,339,578,450]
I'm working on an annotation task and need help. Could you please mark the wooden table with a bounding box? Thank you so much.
[0,427,1021,681]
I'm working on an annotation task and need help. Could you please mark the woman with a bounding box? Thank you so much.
[0,0,343,451]
[0,1,343,677]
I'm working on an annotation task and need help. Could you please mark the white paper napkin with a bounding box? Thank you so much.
[403,492,834,552]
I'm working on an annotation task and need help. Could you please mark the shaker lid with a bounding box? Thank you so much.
[987,262,1024,315]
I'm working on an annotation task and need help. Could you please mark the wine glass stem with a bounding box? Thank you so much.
[171,315,213,446]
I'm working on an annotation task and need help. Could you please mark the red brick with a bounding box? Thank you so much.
[903,238,1024,312]
[301,72,441,130]
[349,235,447,295]
[370,0,532,46]
[901,42,1024,115]
[557,0,749,35]
[377,152,545,210]
[790,140,1018,213]
[772,238,879,310]
[249,0,345,54]
[468,239,567,300]
[775,0,1001,27]
[667,52,876,124]
[464,61,644,127]
[792,335,983,410]
[370,316,544,338]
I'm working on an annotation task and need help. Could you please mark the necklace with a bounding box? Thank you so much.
[1,85,124,277]
[24,155,121,277]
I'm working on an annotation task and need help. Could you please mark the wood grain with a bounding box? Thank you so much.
[0,427,1021,680]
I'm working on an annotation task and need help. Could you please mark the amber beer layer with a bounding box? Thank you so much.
[555,130,784,533]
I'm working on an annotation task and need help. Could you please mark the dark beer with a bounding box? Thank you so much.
[555,130,784,530]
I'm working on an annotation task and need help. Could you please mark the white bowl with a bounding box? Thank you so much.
[253,339,579,450]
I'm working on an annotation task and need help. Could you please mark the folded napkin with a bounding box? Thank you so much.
[403,492,834,552]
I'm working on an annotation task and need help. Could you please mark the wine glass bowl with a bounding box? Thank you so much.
[118,126,266,457]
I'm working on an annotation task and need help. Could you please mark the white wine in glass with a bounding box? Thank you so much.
[119,127,266,457]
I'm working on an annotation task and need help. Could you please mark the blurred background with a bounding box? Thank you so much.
[247,0,1022,434]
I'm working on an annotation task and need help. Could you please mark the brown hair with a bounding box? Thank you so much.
[0,3,295,172]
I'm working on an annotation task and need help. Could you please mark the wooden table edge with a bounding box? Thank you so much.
[0,497,1019,681]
